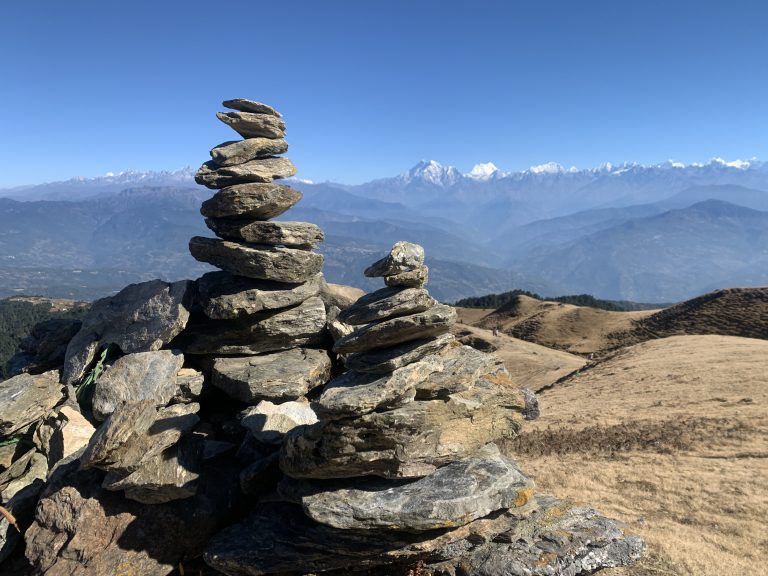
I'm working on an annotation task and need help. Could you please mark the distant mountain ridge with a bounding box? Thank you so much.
[0,157,767,302]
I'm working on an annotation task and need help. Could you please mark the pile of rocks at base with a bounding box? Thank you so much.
[1,99,643,576]
[204,242,645,575]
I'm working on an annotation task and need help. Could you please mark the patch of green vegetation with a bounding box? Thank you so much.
[75,345,115,410]
[454,290,668,312]
[0,297,88,380]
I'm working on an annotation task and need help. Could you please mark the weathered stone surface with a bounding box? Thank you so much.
[0,370,62,437]
[333,304,456,354]
[205,218,324,248]
[0,449,47,563]
[216,111,286,139]
[281,444,534,531]
[326,305,355,342]
[204,494,643,576]
[102,435,202,504]
[365,241,425,277]
[413,344,510,399]
[4,318,82,377]
[25,458,236,576]
[241,400,318,444]
[222,98,282,117]
[520,387,540,420]
[91,350,185,421]
[338,287,436,325]
[171,368,206,404]
[81,402,200,475]
[195,157,297,189]
[385,265,429,288]
[211,137,288,167]
[281,378,525,479]
[62,279,191,385]
[314,362,435,421]
[319,281,366,310]
[33,405,96,466]
[189,237,324,283]
[200,183,302,219]
[176,296,327,355]
[197,271,322,320]
[345,333,454,374]
[212,348,332,403]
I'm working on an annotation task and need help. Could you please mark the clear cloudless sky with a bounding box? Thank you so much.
[1,0,767,186]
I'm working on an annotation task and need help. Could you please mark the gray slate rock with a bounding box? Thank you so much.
[210,137,288,166]
[25,458,237,576]
[385,265,429,288]
[195,157,297,189]
[338,286,436,325]
[280,444,534,531]
[176,296,327,355]
[0,370,62,437]
[81,401,199,475]
[345,333,454,373]
[241,400,318,444]
[204,495,643,575]
[200,183,302,219]
[212,348,332,404]
[314,361,436,421]
[364,241,425,277]
[333,304,456,354]
[170,368,206,404]
[196,271,322,320]
[205,218,324,248]
[62,279,191,385]
[0,449,48,563]
[281,377,525,479]
[91,350,185,421]
[222,98,282,117]
[189,236,324,283]
[102,435,202,504]
[216,111,286,139]
[520,387,540,420]
[319,281,366,310]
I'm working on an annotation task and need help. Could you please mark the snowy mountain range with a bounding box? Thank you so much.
[1,158,767,302]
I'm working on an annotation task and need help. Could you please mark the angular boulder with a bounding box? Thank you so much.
[345,333,454,373]
[216,111,286,139]
[61,279,191,385]
[338,286,436,325]
[91,350,185,421]
[0,370,62,437]
[241,400,318,445]
[364,241,425,277]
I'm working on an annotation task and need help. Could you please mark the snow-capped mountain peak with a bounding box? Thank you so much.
[528,162,566,175]
[466,162,500,180]
[403,160,462,186]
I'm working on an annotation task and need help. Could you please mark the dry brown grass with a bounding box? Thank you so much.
[503,334,768,575]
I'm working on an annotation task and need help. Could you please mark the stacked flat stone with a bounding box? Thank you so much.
[205,243,644,575]
[183,99,333,481]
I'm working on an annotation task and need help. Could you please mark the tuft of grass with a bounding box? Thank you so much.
[74,345,114,409]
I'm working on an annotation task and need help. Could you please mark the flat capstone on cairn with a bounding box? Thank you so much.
[205,241,646,575]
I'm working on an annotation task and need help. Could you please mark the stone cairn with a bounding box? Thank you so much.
[0,99,643,576]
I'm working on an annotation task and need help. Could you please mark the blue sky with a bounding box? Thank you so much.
[1,0,766,186]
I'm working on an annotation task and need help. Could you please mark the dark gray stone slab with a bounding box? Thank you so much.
[189,237,323,283]
[0,371,62,437]
[195,157,296,189]
[338,287,436,325]
[216,111,285,139]
[345,333,454,373]
[205,219,324,248]
[333,304,456,354]
[222,99,282,117]
[210,137,288,167]
[212,348,332,404]
[200,183,301,220]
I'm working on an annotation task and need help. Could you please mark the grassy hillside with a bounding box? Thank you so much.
[454,289,663,311]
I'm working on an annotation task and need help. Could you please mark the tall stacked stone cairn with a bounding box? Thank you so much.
[3,99,643,576]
